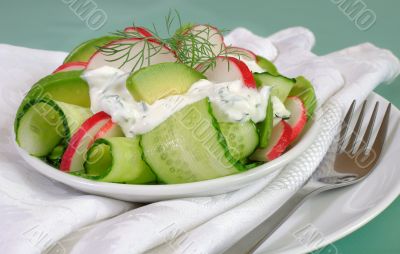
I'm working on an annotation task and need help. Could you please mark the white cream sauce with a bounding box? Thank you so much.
[83,66,277,137]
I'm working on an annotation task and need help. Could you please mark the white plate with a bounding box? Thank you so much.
[257,92,400,253]
[15,105,321,202]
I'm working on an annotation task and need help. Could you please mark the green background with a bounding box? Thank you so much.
[1,0,399,253]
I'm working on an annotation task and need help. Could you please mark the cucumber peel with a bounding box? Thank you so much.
[85,137,156,184]
[257,95,274,148]
[255,55,279,76]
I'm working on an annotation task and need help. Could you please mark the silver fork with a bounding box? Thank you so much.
[223,100,391,254]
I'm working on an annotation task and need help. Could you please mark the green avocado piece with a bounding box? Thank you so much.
[126,62,205,104]
[256,55,279,76]
[14,71,90,132]
[289,76,317,120]
[63,36,121,63]
[253,72,295,102]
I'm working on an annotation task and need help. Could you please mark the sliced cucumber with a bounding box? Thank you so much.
[289,76,317,120]
[257,95,273,148]
[126,62,205,104]
[255,55,278,76]
[219,121,259,160]
[16,99,91,157]
[64,36,121,63]
[141,99,244,184]
[253,72,295,102]
[47,145,65,167]
[85,137,156,184]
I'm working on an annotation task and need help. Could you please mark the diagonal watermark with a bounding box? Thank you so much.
[61,0,108,31]
[330,0,377,31]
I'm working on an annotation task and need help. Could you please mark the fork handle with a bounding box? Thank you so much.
[222,187,321,254]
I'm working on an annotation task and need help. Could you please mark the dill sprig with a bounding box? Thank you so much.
[98,10,249,73]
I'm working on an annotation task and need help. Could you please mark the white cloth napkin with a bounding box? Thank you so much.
[0,27,399,254]
[0,46,136,254]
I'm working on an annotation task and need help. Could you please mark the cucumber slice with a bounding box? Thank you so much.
[289,76,317,120]
[126,62,205,104]
[16,99,92,156]
[141,99,244,184]
[255,55,278,76]
[47,145,65,167]
[219,121,259,160]
[85,137,156,184]
[64,36,121,63]
[253,72,295,102]
[257,95,273,148]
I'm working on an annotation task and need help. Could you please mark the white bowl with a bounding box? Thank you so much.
[15,116,320,202]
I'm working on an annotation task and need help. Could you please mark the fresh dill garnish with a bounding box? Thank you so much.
[97,10,251,73]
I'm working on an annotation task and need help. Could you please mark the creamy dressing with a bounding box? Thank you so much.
[271,95,291,126]
[83,66,271,137]
[271,96,291,118]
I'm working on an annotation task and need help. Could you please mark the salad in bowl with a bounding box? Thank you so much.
[14,22,317,186]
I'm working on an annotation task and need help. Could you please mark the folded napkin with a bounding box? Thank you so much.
[0,27,399,254]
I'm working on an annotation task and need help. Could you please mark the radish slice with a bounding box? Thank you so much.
[225,46,256,61]
[185,25,225,56]
[198,56,256,88]
[53,62,87,73]
[60,111,111,172]
[123,26,153,37]
[86,38,176,73]
[88,119,124,148]
[250,120,292,161]
[285,96,307,142]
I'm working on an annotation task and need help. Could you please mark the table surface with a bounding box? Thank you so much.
[1,0,399,253]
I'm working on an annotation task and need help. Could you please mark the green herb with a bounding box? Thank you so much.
[98,10,250,73]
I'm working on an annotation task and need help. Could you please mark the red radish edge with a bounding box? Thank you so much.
[226,46,257,61]
[266,121,293,161]
[53,62,87,73]
[60,111,111,172]
[285,96,307,142]
[225,56,256,88]
[185,25,226,55]
[251,120,293,162]
[93,119,115,141]
[123,26,153,37]
[86,119,121,148]
[186,24,224,40]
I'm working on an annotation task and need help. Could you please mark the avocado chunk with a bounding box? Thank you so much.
[64,36,121,63]
[126,62,205,104]
[14,71,90,132]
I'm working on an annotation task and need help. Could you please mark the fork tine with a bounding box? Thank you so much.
[337,100,356,151]
[369,103,391,156]
[357,102,379,154]
[345,100,367,154]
